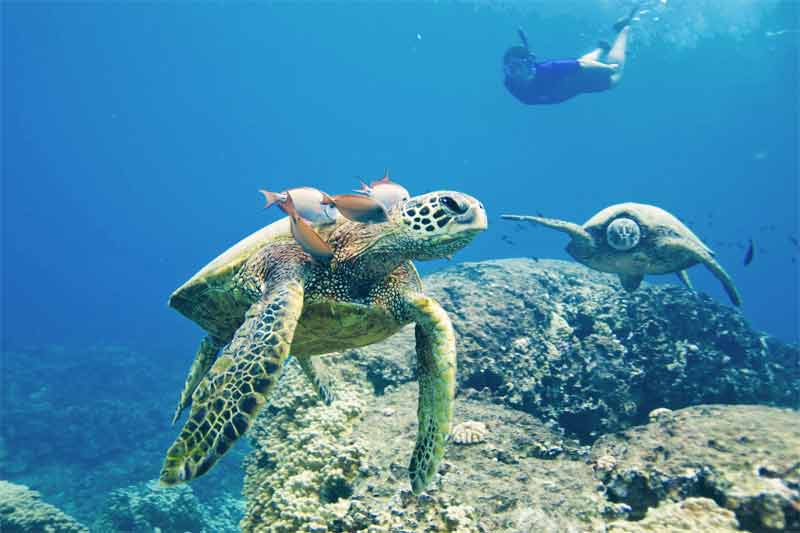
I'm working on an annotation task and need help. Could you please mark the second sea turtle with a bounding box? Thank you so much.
[502,202,741,305]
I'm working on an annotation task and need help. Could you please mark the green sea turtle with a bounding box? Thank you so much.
[502,202,741,305]
[162,191,487,494]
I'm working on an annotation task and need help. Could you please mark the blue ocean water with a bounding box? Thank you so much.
[2,0,798,528]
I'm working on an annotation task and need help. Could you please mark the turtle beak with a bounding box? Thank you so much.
[454,200,488,233]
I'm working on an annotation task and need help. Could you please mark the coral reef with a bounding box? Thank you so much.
[241,370,799,532]
[242,376,607,532]
[241,361,369,533]
[239,259,799,532]
[93,479,243,533]
[1,344,247,525]
[593,404,800,532]
[346,259,799,441]
[606,497,740,532]
[0,480,88,533]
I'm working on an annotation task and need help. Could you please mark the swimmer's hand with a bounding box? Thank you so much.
[578,59,619,72]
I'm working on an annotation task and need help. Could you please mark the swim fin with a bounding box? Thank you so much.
[613,2,643,33]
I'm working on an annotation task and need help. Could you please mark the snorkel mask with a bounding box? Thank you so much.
[503,28,536,81]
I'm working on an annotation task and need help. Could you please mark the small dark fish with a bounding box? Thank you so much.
[530,256,540,262]
[743,239,755,266]
[790,236,799,248]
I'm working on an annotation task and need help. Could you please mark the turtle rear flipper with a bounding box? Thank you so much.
[664,237,742,307]
[698,251,742,306]
[160,279,305,485]
[295,354,337,405]
[172,335,223,425]
[405,294,456,494]
[676,270,694,292]
[618,273,644,292]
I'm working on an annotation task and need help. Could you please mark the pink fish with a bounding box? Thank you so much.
[321,193,388,224]
[259,187,338,225]
[282,192,334,263]
[354,170,410,211]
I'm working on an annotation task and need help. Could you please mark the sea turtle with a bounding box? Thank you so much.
[502,202,741,305]
[161,190,487,494]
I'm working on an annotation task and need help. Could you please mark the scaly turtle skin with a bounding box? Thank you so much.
[502,202,741,306]
[162,191,487,494]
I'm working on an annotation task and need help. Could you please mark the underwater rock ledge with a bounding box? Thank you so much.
[242,374,799,532]
[241,258,798,532]
[346,258,799,441]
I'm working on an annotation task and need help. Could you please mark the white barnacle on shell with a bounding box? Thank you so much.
[451,421,488,445]
[606,217,641,251]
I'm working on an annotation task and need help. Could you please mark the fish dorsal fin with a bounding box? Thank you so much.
[372,168,392,186]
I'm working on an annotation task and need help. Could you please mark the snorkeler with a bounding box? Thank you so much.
[503,3,641,105]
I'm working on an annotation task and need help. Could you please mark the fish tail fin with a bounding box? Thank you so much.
[259,189,283,209]
[353,179,371,195]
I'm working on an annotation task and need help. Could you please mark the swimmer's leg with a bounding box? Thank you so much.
[607,26,630,85]
[579,47,604,63]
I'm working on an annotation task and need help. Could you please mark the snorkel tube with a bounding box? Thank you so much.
[517,27,530,51]
[503,27,536,81]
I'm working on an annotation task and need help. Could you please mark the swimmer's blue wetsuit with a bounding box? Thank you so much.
[504,58,613,105]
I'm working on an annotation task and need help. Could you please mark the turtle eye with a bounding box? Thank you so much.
[440,196,467,215]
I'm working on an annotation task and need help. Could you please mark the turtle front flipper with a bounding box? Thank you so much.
[501,214,594,248]
[160,279,305,485]
[404,294,456,494]
[172,335,223,425]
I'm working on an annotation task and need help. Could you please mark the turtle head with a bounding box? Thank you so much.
[605,217,641,251]
[393,191,487,261]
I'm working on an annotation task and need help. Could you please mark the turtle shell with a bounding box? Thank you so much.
[583,203,711,254]
[168,217,345,340]
[578,203,714,276]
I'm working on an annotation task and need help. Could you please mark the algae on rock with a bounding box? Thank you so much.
[593,404,800,531]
